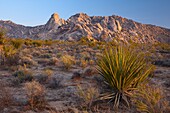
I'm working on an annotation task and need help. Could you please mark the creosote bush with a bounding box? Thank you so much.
[24,81,47,110]
[97,45,154,109]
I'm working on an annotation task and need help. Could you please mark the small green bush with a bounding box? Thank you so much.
[13,70,33,83]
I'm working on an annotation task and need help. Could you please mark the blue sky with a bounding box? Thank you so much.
[0,0,169,28]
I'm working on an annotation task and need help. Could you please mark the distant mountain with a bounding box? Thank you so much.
[0,13,170,43]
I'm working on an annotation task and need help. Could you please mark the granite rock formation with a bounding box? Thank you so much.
[0,13,170,43]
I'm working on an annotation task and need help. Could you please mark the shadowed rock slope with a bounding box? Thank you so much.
[0,13,170,43]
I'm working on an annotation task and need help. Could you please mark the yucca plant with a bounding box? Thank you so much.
[97,45,154,109]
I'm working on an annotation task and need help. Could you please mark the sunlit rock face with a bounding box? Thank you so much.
[44,13,66,30]
[0,13,170,43]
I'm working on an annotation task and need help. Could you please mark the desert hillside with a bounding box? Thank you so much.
[0,35,170,112]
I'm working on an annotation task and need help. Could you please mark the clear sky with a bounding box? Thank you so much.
[0,0,169,28]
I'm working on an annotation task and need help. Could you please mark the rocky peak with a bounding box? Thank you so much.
[73,13,89,18]
[44,13,66,30]
[69,13,91,24]
[51,13,60,24]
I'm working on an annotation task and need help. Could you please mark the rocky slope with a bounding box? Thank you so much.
[0,13,170,43]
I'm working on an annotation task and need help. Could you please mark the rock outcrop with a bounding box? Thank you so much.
[0,13,170,43]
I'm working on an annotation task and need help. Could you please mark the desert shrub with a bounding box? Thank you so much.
[83,66,98,77]
[34,74,48,84]
[11,38,23,49]
[37,58,50,65]
[19,56,37,66]
[0,81,14,110]
[48,57,59,65]
[2,45,17,58]
[0,38,5,45]
[24,39,33,46]
[155,42,170,51]
[13,69,33,83]
[47,77,63,89]
[44,40,53,46]
[56,52,62,58]
[77,85,99,109]
[32,40,43,47]
[24,81,47,110]
[89,59,95,65]
[0,45,19,65]
[79,37,88,45]
[34,69,53,84]
[97,45,154,109]
[43,69,54,77]
[80,52,90,61]
[80,59,88,68]
[4,54,20,66]
[32,51,41,57]
[79,37,96,46]
[0,29,7,45]
[132,83,170,113]
[88,41,97,48]
[61,55,75,70]
[39,53,52,58]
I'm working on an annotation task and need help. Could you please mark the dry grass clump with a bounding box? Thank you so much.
[47,76,63,89]
[61,54,75,70]
[39,53,52,58]
[80,59,88,68]
[24,81,47,110]
[132,83,170,113]
[34,69,53,84]
[48,57,59,65]
[43,68,54,77]
[19,56,37,66]
[77,85,99,110]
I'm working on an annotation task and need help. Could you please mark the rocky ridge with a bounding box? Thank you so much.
[0,13,170,43]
